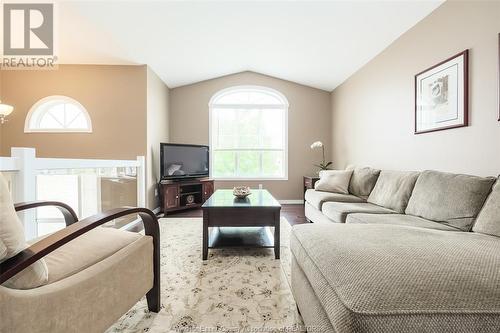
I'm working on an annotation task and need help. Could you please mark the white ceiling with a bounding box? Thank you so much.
[56,1,443,91]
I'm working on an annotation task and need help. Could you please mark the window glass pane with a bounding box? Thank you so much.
[36,175,80,218]
[64,103,81,126]
[237,151,260,176]
[260,109,284,148]
[262,151,284,177]
[47,104,65,123]
[67,113,87,129]
[213,108,237,149]
[39,112,64,128]
[237,109,260,148]
[213,151,236,177]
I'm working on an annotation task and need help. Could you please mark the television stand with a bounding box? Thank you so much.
[159,178,214,214]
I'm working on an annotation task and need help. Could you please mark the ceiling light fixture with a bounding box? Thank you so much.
[0,101,14,124]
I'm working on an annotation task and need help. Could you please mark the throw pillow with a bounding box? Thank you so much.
[0,173,49,289]
[314,170,353,194]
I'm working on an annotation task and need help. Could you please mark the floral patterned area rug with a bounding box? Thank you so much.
[106,217,304,333]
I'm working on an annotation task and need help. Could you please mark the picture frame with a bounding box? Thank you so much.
[415,50,469,134]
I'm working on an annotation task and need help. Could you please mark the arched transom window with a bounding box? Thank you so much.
[209,86,288,179]
[25,95,92,133]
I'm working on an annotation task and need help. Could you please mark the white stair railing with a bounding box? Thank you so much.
[1,147,146,240]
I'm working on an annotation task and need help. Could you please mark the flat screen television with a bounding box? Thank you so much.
[160,143,209,180]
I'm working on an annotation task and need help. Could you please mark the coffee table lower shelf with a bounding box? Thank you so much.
[208,226,276,248]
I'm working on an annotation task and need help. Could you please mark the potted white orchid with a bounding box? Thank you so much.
[310,141,332,172]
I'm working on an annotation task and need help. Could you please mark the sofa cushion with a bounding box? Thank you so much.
[473,178,500,237]
[346,213,461,231]
[367,170,419,213]
[45,227,143,284]
[0,173,49,290]
[346,166,381,199]
[314,169,353,194]
[304,189,365,210]
[321,202,394,223]
[406,170,496,231]
[291,223,500,332]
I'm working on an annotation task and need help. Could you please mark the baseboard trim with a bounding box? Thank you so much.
[279,200,304,205]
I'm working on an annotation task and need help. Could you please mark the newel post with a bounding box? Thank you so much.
[11,147,37,240]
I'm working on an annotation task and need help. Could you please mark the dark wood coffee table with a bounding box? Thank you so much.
[201,189,281,260]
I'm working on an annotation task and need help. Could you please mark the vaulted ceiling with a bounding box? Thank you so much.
[57,1,443,91]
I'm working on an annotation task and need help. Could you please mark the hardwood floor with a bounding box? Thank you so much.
[163,204,309,226]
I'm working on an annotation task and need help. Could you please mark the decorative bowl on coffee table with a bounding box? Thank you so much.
[233,186,251,199]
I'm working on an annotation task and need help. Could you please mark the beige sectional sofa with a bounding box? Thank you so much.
[293,167,500,332]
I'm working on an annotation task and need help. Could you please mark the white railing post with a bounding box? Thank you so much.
[11,147,37,240]
[136,156,146,208]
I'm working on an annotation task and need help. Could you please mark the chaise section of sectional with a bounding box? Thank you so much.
[291,223,500,333]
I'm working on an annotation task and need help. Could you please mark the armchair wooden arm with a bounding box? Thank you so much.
[14,201,79,226]
[0,207,161,312]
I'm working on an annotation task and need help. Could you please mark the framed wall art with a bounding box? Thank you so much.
[415,50,469,134]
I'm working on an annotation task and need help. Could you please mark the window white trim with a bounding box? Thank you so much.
[209,85,289,181]
[25,95,93,133]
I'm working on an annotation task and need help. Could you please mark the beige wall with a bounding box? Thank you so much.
[170,71,331,200]
[331,0,500,176]
[146,67,170,210]
[0,65,147,159]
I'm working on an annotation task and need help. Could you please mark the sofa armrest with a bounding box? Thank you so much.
[2,206,161,311]
[14,201,79,226]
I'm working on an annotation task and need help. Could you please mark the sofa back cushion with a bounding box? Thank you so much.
[473,178,500,237]
[367,170,420,213]
[0,173,49,289]
[314,170,353,194]
[347,166,381,199]
[405,170,496,231]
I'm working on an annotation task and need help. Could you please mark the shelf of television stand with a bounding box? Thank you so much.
[160,178,214,214]
[180,191,201,196]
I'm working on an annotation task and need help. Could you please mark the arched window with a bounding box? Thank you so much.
[209,86,288,179]
[25,95,92,133]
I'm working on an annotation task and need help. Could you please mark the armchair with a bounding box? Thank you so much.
[0,201,160,333]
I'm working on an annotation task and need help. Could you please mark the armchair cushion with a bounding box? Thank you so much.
[0,173,48,290]
[44,227,142,284]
